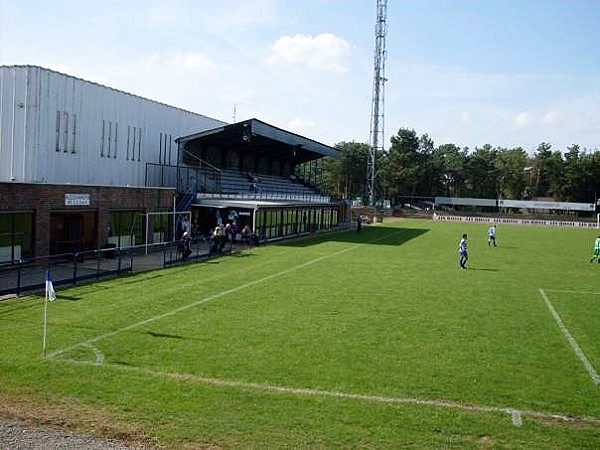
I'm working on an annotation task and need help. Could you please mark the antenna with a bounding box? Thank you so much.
[368,0,388,207]
[233,103,242,123]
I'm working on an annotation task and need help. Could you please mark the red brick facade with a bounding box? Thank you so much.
[0,182,175,257]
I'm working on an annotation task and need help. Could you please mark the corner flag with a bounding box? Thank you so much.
[46,270,56,302]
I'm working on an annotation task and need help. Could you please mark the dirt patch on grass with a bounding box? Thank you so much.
[0,390,161,449]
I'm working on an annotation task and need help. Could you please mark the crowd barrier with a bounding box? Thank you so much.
[433,214,597,229]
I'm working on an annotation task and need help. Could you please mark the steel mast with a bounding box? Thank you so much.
[367,0,388,206]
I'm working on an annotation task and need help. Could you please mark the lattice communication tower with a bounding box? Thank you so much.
[367,0,388,206]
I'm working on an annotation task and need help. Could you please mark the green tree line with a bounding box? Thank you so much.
[322,128,600,205]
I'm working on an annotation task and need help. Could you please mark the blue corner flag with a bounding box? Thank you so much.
[45,270,56,302]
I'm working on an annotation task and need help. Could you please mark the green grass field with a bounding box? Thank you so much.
[1,219,599,448]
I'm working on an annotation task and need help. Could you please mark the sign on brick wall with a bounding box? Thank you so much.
[65,193,90,206]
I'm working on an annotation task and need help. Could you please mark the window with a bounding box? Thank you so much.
[113,123,118,158]
[107,121,112,157]
[159,131,168,164]
[159,132,163,163]
[62,112,69,152]
[131,126,136,162]
[100,121,119,158]
[0,212,33,262]
[71,114,77,153]
[163,133,168,164]
[55,111,61,152]
[137,127,142,161]
[101,120,105,157]
[126,126,131,160]
[109,210,143,247]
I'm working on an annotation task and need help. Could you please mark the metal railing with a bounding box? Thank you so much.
[0,237,232,297]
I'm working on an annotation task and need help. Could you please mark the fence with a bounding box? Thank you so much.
[0,237,231,297]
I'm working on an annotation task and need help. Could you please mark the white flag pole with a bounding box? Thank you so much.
[42,287,49,357]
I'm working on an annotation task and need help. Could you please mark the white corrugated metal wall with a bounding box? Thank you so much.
[0,65,225,187]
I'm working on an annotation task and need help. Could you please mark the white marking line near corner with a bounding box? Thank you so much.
[539,288,600,386]
[510,410,523,427]
[47,229,408,360]
[54,358,600,428]
[544,289,600,296]
[82,343,104,365]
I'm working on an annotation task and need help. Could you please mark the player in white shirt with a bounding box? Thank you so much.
[487,225,497,247]
[458,234,468,269]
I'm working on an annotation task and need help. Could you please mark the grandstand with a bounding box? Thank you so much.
[148,118,347,240]
[0,67,349,295]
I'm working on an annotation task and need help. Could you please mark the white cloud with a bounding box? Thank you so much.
[541,110,560,125]
[288,117,316,133]
[460,111,470,124]
[266,33,352,73]
[515,111,534,128]
[171,51,217,73]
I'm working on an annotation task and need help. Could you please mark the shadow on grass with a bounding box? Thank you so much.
[0,298,44,317]
[56,294,83,301]
[277,225,429,248]
[232,252,258,258]
[146,331,184,339]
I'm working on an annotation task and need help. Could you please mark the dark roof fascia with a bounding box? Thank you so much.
[176,125,227,143]
[250,119,339,159]
[176,118,341,159]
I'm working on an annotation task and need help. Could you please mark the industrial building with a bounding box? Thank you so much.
[0,65,346,265]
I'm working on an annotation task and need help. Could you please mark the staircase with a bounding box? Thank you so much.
[176,190,196,212]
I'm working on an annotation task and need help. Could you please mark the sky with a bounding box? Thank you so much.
[1,0,599,153]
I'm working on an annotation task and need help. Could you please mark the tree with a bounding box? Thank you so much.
[322,142,370,200]
[495,147,527,199]
[464,145,498,198]
[432,144,468,197]
[381,128,428,202]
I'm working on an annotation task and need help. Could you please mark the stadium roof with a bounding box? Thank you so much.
[176,118,340,164]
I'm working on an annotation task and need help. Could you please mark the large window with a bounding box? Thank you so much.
[0,212,33,262]
[101,120,118,158]
[253,206,340,242]
[56,111,77,153]
[109,211,143,247]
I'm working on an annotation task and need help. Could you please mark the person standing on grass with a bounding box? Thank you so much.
[590,235,600,263]
[181,231,192,260]
[459,233,468,269]
[357,214,363,233]
[487,224,497,246]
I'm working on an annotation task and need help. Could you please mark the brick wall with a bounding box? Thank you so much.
[0,183,175,257]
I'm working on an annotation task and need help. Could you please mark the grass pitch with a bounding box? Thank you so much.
[1,219,599,448]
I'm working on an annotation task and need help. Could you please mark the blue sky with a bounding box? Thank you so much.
[1,0,599,153]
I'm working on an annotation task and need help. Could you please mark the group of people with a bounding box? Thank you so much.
[208,222,260,254]
[175,212,264,261]
[208,221,239,254]
[458,224,497,270]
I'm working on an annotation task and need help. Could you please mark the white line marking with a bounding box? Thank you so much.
[511,410,522,427]
[539,288,600,385]
[82,343,104,365]
[47,229,407,359]
[53,358,600,428]
[544,289,600,296]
